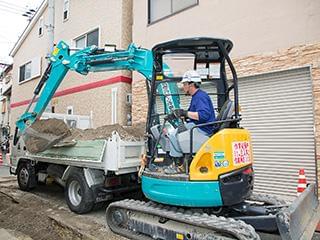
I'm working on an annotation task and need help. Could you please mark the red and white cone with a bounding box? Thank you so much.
[297,169,307,196]
[0,153,3,166]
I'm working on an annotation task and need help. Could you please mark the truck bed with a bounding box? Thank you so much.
[24,132,145,175]
[26,140,106,170]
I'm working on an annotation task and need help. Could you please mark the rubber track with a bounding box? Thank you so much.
[107,199,261,240]
[248,193,288,205]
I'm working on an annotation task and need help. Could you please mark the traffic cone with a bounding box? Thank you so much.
[297,169,307,196]
[0,153,3,166]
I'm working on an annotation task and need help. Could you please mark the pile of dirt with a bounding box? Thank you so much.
[24,119,146,152]
[66,122,146,142]
[29,118,71,135]
[24,119,71,153]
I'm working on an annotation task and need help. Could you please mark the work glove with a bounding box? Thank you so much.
[165,112,176,122]
[173,109,188,119]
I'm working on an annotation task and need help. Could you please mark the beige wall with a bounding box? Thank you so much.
[10,81,131,128]
[52,82,131,127]
[10,0,133,130]
[133,0,320,57]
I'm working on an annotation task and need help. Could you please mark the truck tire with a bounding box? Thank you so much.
[17,161,37,191]
[65,170,95,214]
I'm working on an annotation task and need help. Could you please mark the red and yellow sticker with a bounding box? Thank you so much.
[52,46,60,56]
[232,141,251,165]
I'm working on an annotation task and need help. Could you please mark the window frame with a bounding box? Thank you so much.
[19,61,32,83]
[148,0,199,25]
[18,57,42,84]
[67,106,74,115]
[38,16,44,36]
[63,0,70,21]
[74,27,100,48]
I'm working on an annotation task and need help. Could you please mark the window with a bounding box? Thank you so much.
[162,53,195,77]
[63,0,69,21]
[126,93,132,105]
[38,16,43,36]
[1,99,6,114]
[75,36,85,48]
[75,28,99,48]
[87,29,99,46]
[67,106,73,115]
[19,62,31,82]
[19,57,42,83]
[148,0,198,23]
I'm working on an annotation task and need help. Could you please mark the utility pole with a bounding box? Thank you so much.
[47,0,55,58]
[47,0,55,113]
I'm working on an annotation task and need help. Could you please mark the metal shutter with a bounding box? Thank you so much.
[238,67,315,200]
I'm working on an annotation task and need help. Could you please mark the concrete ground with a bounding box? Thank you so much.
[0,165,11,177]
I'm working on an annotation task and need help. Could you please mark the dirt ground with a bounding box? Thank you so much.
[0,177,125,240]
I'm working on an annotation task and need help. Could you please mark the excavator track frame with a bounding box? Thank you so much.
[106,199,260,240]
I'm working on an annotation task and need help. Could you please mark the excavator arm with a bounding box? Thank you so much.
[14,40,179,153]
[16,41,153,132]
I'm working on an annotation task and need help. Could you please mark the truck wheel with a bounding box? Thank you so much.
[17,161,37,191]
[65,170,95,214]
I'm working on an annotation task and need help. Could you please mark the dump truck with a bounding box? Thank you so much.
[9,40,158,213]
[10,122,146,213]
[8,37,320,239]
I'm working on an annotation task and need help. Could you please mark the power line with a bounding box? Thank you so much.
[0,8,24,15]
[0,7,25,15]
[0,1,28,11]
[0,1,36,20]
[0,2,27,12]
[0,6,36,21]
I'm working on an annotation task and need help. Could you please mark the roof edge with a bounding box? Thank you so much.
[9,0,48,57]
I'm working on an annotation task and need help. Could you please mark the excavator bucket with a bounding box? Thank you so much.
[23,118,71,154]
[276,183,320,240]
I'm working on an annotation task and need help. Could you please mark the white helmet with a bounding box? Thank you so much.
[181,70,202,84]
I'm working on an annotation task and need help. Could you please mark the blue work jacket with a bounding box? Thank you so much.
[188,89,216,135]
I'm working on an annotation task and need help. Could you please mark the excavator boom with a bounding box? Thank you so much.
[14,41,178,153]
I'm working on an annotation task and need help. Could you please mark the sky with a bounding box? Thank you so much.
[0,0,43,67]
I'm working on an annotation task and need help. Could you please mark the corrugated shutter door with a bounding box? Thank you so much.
[238,67,315,200]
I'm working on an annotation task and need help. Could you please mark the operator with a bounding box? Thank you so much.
[166,70,216,161]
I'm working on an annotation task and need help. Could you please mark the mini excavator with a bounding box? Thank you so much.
[11,36,319,240]
[105,38,320,240]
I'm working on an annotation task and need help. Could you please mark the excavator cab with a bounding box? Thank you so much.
[142,37,254,207]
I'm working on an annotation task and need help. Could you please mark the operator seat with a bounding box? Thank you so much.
[149,124,170,152]
[215,99,234,131]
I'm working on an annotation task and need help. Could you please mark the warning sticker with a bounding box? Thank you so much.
[232,141,251,165]
[213,152,229,168]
